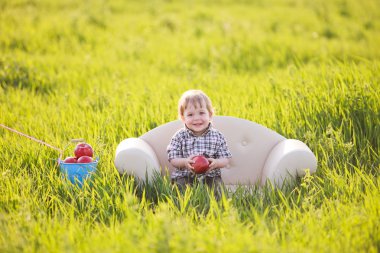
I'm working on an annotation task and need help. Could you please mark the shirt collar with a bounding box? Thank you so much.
[185,122,212,137]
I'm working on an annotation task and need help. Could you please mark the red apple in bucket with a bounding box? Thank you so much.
[63,157,77,163]
[192,155,209,174]
[74,143,94,158]
[77,156,93,163]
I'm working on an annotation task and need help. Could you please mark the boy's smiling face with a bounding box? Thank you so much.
[181,101,212,136]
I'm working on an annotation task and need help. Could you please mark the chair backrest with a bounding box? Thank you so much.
[140,116,285,185]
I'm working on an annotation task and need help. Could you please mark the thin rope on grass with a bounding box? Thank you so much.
[0,123,64,161]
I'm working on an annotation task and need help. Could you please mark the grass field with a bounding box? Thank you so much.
[1,0,379,252]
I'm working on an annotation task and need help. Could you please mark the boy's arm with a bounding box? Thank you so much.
[208,132,232,170]
[170,156,196,171]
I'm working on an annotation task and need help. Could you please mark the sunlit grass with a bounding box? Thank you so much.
[0,0,379,252]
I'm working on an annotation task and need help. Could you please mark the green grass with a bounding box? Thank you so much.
[1,0,379,252]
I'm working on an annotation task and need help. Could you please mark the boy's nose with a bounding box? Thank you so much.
[194,114,201,120]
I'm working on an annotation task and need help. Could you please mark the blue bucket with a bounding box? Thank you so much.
[59,158,98,185]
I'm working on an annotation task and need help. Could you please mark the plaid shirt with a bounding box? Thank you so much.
[167,123,232,179]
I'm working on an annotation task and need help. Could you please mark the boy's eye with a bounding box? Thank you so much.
[200,111,205,115]
[187,114,193,117]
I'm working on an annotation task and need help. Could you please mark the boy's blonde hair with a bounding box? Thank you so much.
[178,90,214,118]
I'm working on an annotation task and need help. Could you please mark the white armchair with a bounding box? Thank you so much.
[114,116,317,187]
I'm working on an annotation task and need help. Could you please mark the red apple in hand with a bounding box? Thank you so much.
[192,155,210,174]
[77,156,93,163]
[74,143,94,158]
[63,157,77,163]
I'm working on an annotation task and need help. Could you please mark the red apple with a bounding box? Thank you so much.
[63,157,77,163]
[192,155,210,174]
[74,143,94,158]
[77,156,93,163]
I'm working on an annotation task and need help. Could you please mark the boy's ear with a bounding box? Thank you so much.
[180,115,185,121]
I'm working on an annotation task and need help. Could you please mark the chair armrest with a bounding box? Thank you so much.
[261,139,317,187]
[114,138,160,181]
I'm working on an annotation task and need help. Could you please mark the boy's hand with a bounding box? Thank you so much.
[184,155,196,171]
[207,157,231,171]
[207,158,219,170]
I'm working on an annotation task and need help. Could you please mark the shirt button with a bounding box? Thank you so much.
[242,140,247,146]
